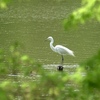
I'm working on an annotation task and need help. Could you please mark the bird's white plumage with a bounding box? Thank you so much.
[47,36,75,57]
[55,45,74,56]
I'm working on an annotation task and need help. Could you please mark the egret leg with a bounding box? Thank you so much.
[57,55,64,71]
[61,55,64,65]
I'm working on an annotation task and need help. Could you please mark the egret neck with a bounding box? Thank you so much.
[50,38,56,52]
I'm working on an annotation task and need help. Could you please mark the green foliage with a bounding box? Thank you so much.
[0,0,11,8]
[0,43,100,99]
[0,42,44,99]
[77,50,100,100]
[82,50,100,89]
[0,0,100,99]
[64,0,100,29]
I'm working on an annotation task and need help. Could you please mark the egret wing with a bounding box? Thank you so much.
[55,45,74,56]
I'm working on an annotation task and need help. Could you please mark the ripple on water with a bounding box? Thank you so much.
[43,64,79,72]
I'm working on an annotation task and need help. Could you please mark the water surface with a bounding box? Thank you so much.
[0,0,100,65]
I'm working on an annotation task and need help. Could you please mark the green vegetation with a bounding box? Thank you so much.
[0,0,11,8]
[64,0,100,29]
[0,43,100,99]
[0,0,100,99]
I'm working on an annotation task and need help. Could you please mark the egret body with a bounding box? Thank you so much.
[47,36,75,70]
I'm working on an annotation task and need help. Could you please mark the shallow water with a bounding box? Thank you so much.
[43,64,79,73]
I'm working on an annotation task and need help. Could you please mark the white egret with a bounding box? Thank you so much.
[47,36,75,71]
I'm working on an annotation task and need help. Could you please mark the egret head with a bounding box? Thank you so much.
[47,36,53,41]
